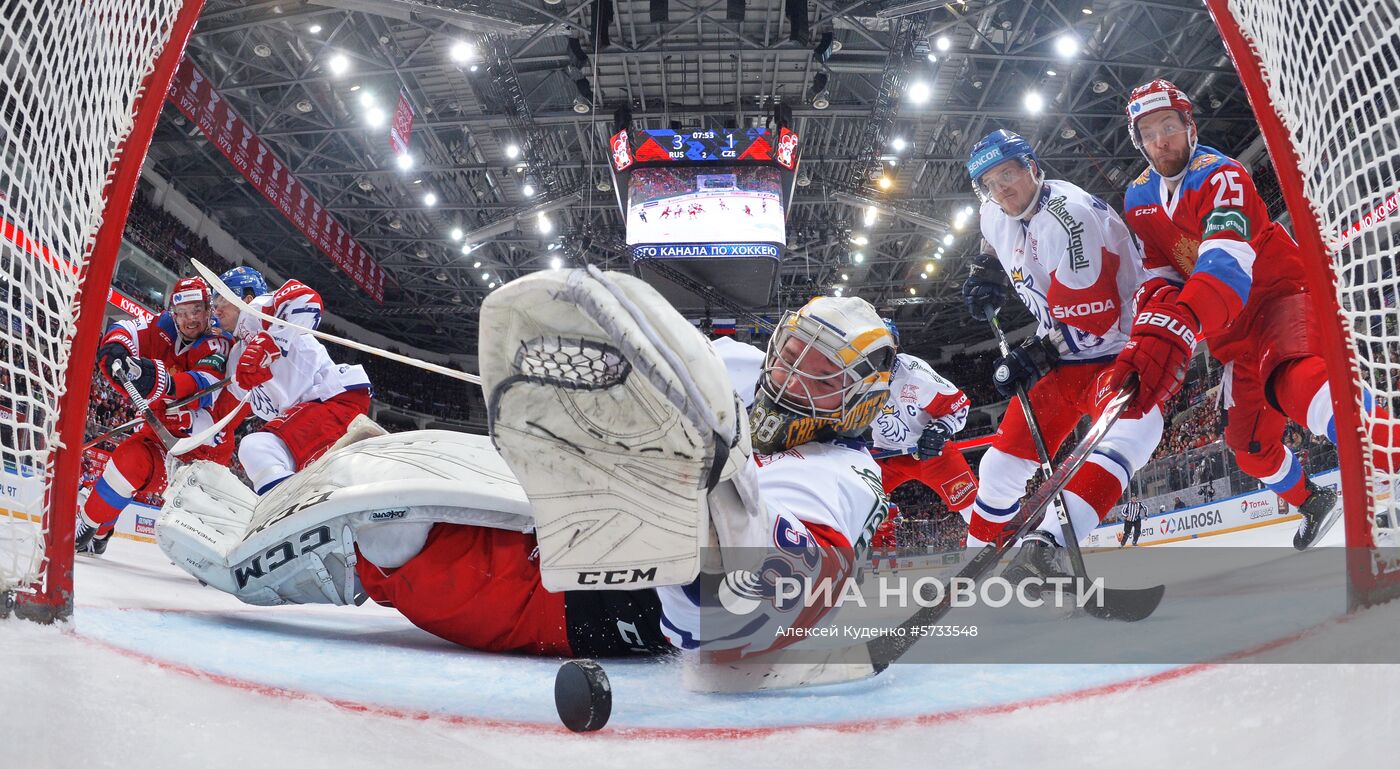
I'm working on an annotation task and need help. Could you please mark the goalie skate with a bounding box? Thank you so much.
[479,267,747,593]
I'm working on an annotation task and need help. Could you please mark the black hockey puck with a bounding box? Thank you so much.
[554,659,612,733]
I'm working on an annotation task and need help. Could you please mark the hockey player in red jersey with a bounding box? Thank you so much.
[963,129,1165,587]
[210,266,372,494]
[77,277,235,554]
[869,503,902,576]
[870,319,978,550]
[1112,79,1390,549]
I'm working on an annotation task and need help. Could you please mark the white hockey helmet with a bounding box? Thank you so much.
[750,295,895,454]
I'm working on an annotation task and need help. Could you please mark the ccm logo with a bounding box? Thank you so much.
[1051,298,1116,319]
[1135,311,1198,346]
[577,567,658,585]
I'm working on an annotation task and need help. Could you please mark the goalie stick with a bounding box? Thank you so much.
[988,315,1165,622]
[188,259,481,386]
[690,381,1148,692]
[83,376,231,450]
[112,359,180,452]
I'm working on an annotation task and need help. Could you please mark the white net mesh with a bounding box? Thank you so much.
[1218,3,1400,570]
[0,2,190,602]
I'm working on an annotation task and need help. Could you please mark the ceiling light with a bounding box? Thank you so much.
[423,192,437,207]
[1092,80,1110,94]
[1082,7,1094,15]
[852,235,868,245]
[1046,69,1057,76]
[308,24,322,34]
[834,287,844,296]
[961,205,974,217]
[327,53,350,76]
[481,272,489,280]
[359,91,376,109]
[396,153,413,170]
[450,41,474,63]
[864,206,878,227]
[908,288,916,295]
[364,107,386,127]
[936,35,951,51]
[877,176,892,190]
[254,44,272,58]
[470,65,479,72]
[942,233,955,246]
[926,53,938,63]
[906,81,931,104]
[926,262,935,272]
[450,227,463,241]
[841,273,850,281]
[473,261,482,268]
[891,137,907,152]
[522,183,535,197]
[1024,90,1045,114]
[853,252,865,263]
[550,257,562,270]
[1055,34,1080,58]
[488,282,496,289]
[505,143,521,159]
[537,213,553,234]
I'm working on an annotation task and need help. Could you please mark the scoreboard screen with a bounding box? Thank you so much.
[610,127,799,170]
[626,166,784,257]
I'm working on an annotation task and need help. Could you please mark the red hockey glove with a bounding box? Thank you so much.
[235,331,282,390]
[1132,276,1181,313]
[1107,301,1198,418]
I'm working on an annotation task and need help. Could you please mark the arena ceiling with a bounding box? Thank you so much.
[147,0,1262,359]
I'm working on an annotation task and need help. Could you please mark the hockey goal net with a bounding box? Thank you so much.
[1208,1,1400,608]
[0,1,204,622]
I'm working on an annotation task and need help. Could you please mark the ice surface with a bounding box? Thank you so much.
[2,513,1389,768]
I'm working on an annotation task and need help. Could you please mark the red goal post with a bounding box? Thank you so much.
[1207,0,1400,609]
[0,1,206,622]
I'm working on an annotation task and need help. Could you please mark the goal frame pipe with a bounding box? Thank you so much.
[14,0,207,622]
[1205,0,1383,610]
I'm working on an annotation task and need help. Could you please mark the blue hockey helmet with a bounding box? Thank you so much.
[966,129,1041,203]
[882,318,900,349]
[217,265,268,300]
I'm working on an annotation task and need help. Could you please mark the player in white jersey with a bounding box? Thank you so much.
[961,130,1164,585]
[870,320,978,538]
[211,266,372,494]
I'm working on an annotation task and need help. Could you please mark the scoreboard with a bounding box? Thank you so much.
[606,124,801,310]
[610,126,800,171]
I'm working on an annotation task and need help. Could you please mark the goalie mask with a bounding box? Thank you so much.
[749,296,895,455]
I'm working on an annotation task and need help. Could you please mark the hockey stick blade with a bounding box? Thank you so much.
[189,259,481,386]
[169,392,250,457]
[1082,583,1165,622]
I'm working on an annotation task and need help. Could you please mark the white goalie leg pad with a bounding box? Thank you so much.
[480,267,750,593]
[158,430,536,606]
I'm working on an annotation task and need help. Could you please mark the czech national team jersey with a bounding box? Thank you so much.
[871,353,969,452]
[980,179,1148,362]
[655,338,889,658]
[1121,144,1307,340]
[227,281,371,421]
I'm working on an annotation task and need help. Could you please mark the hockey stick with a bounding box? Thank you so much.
[988,317,1163,622]
[701,383,1144,691]
[83,376,231,450]
[188,259,482,386]
[168,392,251,457]
[112,359,180,453]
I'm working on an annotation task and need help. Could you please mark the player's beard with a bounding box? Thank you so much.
[1150,144,1191,178]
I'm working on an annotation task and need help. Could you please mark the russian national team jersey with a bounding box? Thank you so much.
[656,338,889,658]
[1122,144,1307,339]
[980,179,1148,362]
[103,311,233,414]
[871,353,970,451]
[227,280,371,421]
